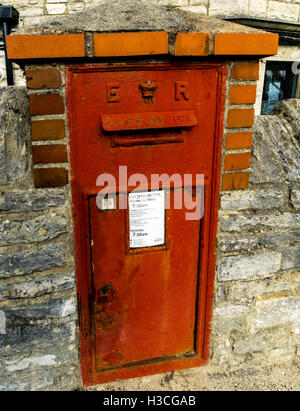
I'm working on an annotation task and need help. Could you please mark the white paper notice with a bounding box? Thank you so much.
[129,191,165,248]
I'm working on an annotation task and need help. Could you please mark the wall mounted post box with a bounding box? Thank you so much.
[68,62,226,383]
[6,0,278,386]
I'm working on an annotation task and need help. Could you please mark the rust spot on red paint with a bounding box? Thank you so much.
[102,351,125,365]
[98,283,115,304]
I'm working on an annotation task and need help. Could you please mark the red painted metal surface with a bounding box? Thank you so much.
[66,62,226,385]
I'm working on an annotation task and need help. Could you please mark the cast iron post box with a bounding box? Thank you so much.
[6,0,278,386]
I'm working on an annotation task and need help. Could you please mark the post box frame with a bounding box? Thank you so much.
[66,61,227,385]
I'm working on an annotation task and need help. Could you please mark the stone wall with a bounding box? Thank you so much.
[0,87,80,390]
[212,99,300,367]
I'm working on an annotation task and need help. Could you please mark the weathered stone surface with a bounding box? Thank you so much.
[220,189,284,211]
[291,189,300,210]
[212,316,247,336]
[255,116,300,183]
[271,99,300,145]
[0,284,8,301]
[14,0,263,36]
[220,212,300,232]
[250,296,300,332]
[0,189,68,212]
[8,273,75,299]
[250,116,282,184]
[0,320,76,354]
[218,253,282,282]
[0,210,68,245]
[225,278,297,305]
[0,244,67,278]
[218,236,257,253]
[213,304,249,317]
[282,246,300,270]
[6,355,57,372]
[233,333,268,355]
[2,297,76,322]
[0,87,30,185]
[258,231,300,249]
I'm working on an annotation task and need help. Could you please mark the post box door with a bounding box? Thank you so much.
[67,63,226,385]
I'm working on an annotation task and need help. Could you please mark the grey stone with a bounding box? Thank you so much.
[233,334,268,355]
[271,99,300,145]
[220,212,300,232]
[0,87,30,185]
[0,319,76,353]
[0,189,68,212]
[250,296,300,332]
[250,117,282,184]
[212,316,247,336]
[282,246,300,270]
[0,210,68,245]
[0,284,8,301]
[291,190,300,210]
[258,231,300,249]
[8,273,75,299]
[218,236,257,253]
[2,297,76,323]
[218,252,281,282]
[255,115,300,183]
[213,304,249,317]
[0,244,67,278]
[220,189,284,211]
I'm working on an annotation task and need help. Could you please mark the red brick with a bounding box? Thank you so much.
[26,68,61,89]
[221,172,249,191]
[31,120,65,141]
[29,94,64,116]
[229,85,257,105]
[230,63,259,81]
[7,34,85,59]
[32,144,68,164]
[214,33,278,56]
[93,32,168,57]
[223,153,251,171]
[34,167,68,188]
[227,108,255,128]
[175,33,210,56]
[225,132,252,150]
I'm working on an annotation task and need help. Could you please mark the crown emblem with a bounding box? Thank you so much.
[139,80,157,104]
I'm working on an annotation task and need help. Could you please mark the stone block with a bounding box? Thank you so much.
[212,316,247,336]
[8,273,75,299]
[0,210,68,246]
[218,236,258,253]
[209,0,248,16]
[291,190,300,210]
[218,252,281,282]
[0,244,67,278]
[0,87,30,185]
[268,1,299,22]
[220,212,300,232]
[258,231,300,249]
[220,189,284,211]
[0,189,68,212]
[282,247,300,270]
[250,296,300,332]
